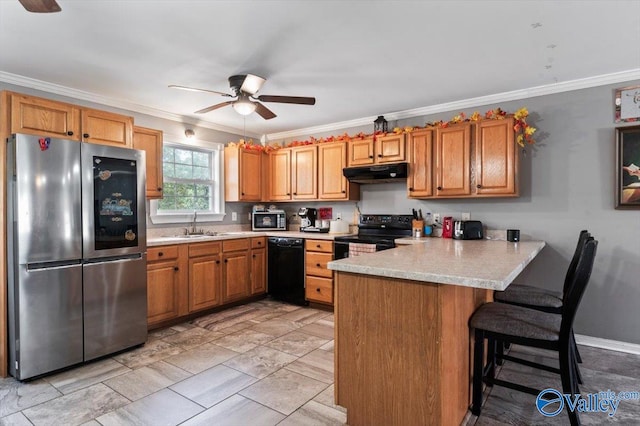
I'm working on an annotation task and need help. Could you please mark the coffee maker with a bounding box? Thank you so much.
[298,207,317,230]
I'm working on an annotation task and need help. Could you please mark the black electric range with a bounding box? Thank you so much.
[333,214,413,259]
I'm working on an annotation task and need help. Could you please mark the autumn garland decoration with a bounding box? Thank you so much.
[228,107,537,150]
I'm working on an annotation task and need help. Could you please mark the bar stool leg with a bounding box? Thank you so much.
[472,329,485,416]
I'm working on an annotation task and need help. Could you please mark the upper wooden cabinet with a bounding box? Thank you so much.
[318,141,359,200]
[435,123,472,197]
[8,92,133,147]
[347,134,406,167]
[412,119,518,199]
[11,93,81,140]
[268,149,292,201]
[224,145,264,202]
[474,118,518,196]
[81,108,133,147]
[408,129,434,198]
[133,126,164,199]
[291,145,318,200]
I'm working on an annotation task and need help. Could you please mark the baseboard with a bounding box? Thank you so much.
[575,334,640,355]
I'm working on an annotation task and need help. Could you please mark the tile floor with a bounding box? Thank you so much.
[0,299,345,426]
[1,298,639,425]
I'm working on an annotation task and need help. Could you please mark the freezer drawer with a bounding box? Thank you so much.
[10,263,83,380]
[83,254,147,361]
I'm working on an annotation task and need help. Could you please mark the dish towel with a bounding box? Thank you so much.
[348,242,377,257]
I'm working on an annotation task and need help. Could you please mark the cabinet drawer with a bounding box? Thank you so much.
[189,242,221,257]
[305,239,333,253]
[305,276,333,304]
[251,237,266,249]
[306,252,333,278]
[148,245,178,261]
[223,238,250,252]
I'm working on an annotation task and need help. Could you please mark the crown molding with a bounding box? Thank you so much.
[0,71,259,138]
[265,68,640,141]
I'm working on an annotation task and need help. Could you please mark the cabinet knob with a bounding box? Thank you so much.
[216,260,220,264]
[287,193,290,195]
[342,190,346,193]
[316,288,321,292]
[257,241,262,245]
[378,154,382,158]
[409,187,414,191]
[316,244,321,248]
[83,133,90,138]
[369,155,373,159]
[67,131,74,136]
[157,187,163,191]
[437,186,442,190]
[477,184,482,188]
[174,266,179,271]
[252,254,256,258]
[293,192,297,195]
[158,252,163,257]
[241,192,245,195]
[224,259,228,263]
[316,263,321,267]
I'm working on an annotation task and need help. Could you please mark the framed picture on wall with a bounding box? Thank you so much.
[615,85,640,123]
[616,125,640,209]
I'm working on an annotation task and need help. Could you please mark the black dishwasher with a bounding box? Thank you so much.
[268,237,307,306]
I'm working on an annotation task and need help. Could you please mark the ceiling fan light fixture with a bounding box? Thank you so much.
[233,97,257,116]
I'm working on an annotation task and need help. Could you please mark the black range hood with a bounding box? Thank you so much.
[343,162,408,184]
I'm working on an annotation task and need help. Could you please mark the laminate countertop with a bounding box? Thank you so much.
[328,238,545,291]
[147,231,355,247]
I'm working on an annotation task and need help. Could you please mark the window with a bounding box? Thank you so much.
[149,141,225,224]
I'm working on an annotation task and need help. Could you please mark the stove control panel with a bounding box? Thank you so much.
[359,214,413,229]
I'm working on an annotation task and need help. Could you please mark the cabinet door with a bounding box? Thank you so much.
[268,149,291,201]
[189,254,222,312]
[147,259,180,325]
[81,108,133,148]
[222,250,250,302]
[133,126,164,199]
[291,145,318,200]
[318,142,349,199]
[376,133,406,163]
[240,149,263,201]
[408,129,433,198]
[11,94,81,140]
[475,118,517,196]
[251,247,266,295]
[435,124,471,196]
[348,138,374,166]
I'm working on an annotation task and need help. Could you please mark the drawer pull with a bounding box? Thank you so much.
[316,263,321,267]
[316,287,321,292]
[158,252,163,257]
[257,241,262,245]
[67,131,74,136]
[83,133,90,138]
[316,244,321,248]
[437,186,442,190]
[216,260,220,264]
[174,267,179,271]
[157,187,163,191]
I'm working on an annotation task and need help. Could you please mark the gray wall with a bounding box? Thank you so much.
[286,81,640,345]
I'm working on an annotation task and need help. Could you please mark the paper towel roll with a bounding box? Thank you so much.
[329,219,350,234]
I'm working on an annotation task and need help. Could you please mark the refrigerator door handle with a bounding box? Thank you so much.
[27,260,82,271]
[83,253,143,264]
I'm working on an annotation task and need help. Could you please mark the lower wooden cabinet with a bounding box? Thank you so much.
[250,237,267,295]
[305,239,334,305]
[147,237,268,328]
[188,242,222,312]
[146,245,188,327]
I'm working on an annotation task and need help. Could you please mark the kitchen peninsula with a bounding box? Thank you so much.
[328,238,545,426]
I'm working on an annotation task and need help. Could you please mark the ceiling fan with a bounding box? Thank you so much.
[19,0,61,13]
[169,74,316,120]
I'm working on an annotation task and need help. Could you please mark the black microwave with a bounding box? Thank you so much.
[252,210,287,231]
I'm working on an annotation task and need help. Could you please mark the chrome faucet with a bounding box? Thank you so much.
[190,211,198,234]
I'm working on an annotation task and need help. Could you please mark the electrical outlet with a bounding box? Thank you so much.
[433,213,441,223]
[231,212,237,221]
[462,212,471,221]
[336,213,342,220]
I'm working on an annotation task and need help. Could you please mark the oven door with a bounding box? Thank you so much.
[82,144,146,259]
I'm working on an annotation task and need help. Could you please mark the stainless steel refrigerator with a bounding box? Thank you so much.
[7,133,147,380]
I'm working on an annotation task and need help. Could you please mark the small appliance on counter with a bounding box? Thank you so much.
[252,205,286,231]
[453,220,484,240]
[299,207,329,232]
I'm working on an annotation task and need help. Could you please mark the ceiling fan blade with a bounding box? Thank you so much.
[19,0,61,12]
[254,102,277,120]
[257,95,316,105]
[194,101,234,114]
[239,74,266,95]
[169,85,232,97]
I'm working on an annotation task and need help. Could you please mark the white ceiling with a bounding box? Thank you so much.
[1,0,639,140]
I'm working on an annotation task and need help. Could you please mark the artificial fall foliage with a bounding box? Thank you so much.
[228,107,537,151]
